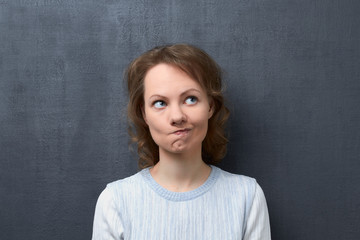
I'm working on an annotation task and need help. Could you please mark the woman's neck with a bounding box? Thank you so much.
[149,149,211,192]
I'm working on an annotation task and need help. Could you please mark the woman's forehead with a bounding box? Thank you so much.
[143,63,205,96]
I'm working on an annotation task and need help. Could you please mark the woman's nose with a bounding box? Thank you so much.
[170,105,186,126]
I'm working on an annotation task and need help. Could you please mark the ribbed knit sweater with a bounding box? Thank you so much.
[92,165,271,240]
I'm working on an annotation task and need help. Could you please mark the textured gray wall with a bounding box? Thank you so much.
[1,0,360,239]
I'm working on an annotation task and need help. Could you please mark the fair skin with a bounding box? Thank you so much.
[142,63,214,192]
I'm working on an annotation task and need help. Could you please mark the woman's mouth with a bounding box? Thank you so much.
[173,129,191,136]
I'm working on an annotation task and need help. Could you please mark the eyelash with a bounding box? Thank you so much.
[152,96,198,109]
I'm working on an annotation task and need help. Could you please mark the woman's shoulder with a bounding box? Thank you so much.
[105,169,146,193]
[215,166,257,185]
[95,169,148,204]
[108,170,142,185]
[213,166,260,196]
[94,170,148,213]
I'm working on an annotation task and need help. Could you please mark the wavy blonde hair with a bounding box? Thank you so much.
[126,44,230,169]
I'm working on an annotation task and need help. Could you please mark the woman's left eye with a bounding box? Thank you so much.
[185,96,198,105]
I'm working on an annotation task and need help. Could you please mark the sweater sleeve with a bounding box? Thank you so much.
[243,183,271,240]
[92,187,124,240]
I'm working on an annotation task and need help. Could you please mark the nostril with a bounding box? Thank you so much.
[169,107,186,125]
[171,116,186,126]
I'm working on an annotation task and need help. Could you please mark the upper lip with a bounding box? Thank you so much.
[172,128,191,134]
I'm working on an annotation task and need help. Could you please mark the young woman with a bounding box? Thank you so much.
[92,44,271,240]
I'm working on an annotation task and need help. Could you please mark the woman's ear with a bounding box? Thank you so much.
[208,101,215,119]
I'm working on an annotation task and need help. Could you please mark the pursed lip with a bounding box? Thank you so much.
[172,128,191,135]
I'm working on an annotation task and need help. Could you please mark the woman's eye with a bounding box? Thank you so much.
[153,100,166,109]
[185,96,198,105]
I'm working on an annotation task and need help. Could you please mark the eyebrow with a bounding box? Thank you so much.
[148,88,202,101]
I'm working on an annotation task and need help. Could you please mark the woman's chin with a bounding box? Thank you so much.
[160,144,189,155]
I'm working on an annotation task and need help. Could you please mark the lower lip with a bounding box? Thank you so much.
[174,130,190,136]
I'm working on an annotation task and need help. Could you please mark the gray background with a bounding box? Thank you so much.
[1,0,359,239]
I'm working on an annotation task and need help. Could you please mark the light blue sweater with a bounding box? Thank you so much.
[92,165,271,240]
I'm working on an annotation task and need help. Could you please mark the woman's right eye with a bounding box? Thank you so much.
[153,100,166,109]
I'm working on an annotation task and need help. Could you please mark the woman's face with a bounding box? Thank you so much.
[142,63,213,156]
